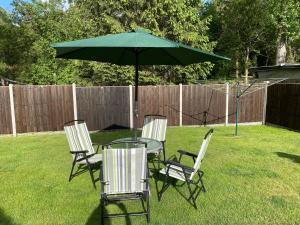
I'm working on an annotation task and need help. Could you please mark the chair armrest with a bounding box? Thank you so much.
[177,149,197,163]
[177,149,197,159]
[70,150,88,154]
[165,160,195,173]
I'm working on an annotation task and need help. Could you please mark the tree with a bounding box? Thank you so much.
[70,0,216,84]
[3,0,215,85]
[205,0,300,80]
[215,0,268,82]
[0,7,24,81]
[266,0,300,64]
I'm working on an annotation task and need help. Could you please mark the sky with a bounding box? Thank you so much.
[1,0,209,12]
[0,0,31,11]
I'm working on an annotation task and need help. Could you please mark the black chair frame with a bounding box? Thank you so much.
[64,120,102,189]
[100,141,150,223]
[158,129,213,209]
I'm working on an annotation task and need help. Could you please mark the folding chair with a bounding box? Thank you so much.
[64,120,102,189]
[142,115,167,162]
[159,129,213,209]
[100,141,150,223]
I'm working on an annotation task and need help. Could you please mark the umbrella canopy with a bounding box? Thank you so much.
[52,28,230,135]
[52,28,229,64]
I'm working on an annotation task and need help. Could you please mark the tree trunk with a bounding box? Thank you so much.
[244,47,249,84]
[276,37,287,65]
[235,59,239,79]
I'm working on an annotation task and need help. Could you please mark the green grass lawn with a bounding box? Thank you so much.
[0,126,299,225]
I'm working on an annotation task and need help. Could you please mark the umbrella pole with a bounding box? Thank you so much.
[134,51,139,140]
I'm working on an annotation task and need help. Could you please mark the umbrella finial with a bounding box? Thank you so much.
[132,28,152,34]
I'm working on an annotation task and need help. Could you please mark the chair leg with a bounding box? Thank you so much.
[146,192,150,223]
[159,173,170,201]
[188,185,199,201]
[100,198,105,225]
[196,171,206,192]
[157,151,161,170]
[162,142,166,162]
[199,176,206,192]
[69,158,77,182]
[187,181,197,209]
[87,163,96,189]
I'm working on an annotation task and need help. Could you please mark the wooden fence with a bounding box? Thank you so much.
[0,84,265,135]
[266,83,300,130]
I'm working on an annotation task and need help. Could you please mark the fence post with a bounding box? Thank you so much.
[9,84,16,136]
[129,85,133,129]
[225,82,229,126]
[262,81,269,125]
[179,83,182,127]
[72,83,78,122]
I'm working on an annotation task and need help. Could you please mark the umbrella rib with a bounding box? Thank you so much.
[54,47,88,58]
[117,48,130,65]
[161,48,185,66]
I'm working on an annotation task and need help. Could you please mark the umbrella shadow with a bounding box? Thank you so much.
[90,131,141,147]
[0,208,19,225]
[275,152,300,164]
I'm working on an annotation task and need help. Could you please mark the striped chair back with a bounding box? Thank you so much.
[141,115,167,142]
[64,121,94,160]
[190,129,213,179]
[102,147,147,194]
[74,122,95,155]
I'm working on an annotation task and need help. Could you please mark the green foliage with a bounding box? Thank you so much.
[204,0,300,79]
[266,0,300,63]
[0,0,215,85]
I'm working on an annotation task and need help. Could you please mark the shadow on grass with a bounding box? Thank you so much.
[0,208,19,225]
[90,130,141,147]
[153,171,204,208]
[275,152,300,164]
[70,164,101,183]
[86,203,132,225]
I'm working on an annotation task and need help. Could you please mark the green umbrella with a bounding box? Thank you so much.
[51,28,230,135]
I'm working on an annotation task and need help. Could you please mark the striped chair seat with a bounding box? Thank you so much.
[77,154,102,164]
[160,165,192,182]
[102,147,147,195]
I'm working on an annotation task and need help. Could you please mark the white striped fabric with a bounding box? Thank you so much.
[75,122,95,155]
[64,125,86,160]
[159,131,213,181]
[190,131,213,179]
[160,164,190,182]
[103,147,147,195]
[141,116,167,142]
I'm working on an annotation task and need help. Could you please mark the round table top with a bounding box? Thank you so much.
[110,137,162,154]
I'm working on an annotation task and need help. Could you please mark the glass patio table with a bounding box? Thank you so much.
[110,137,162,154]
